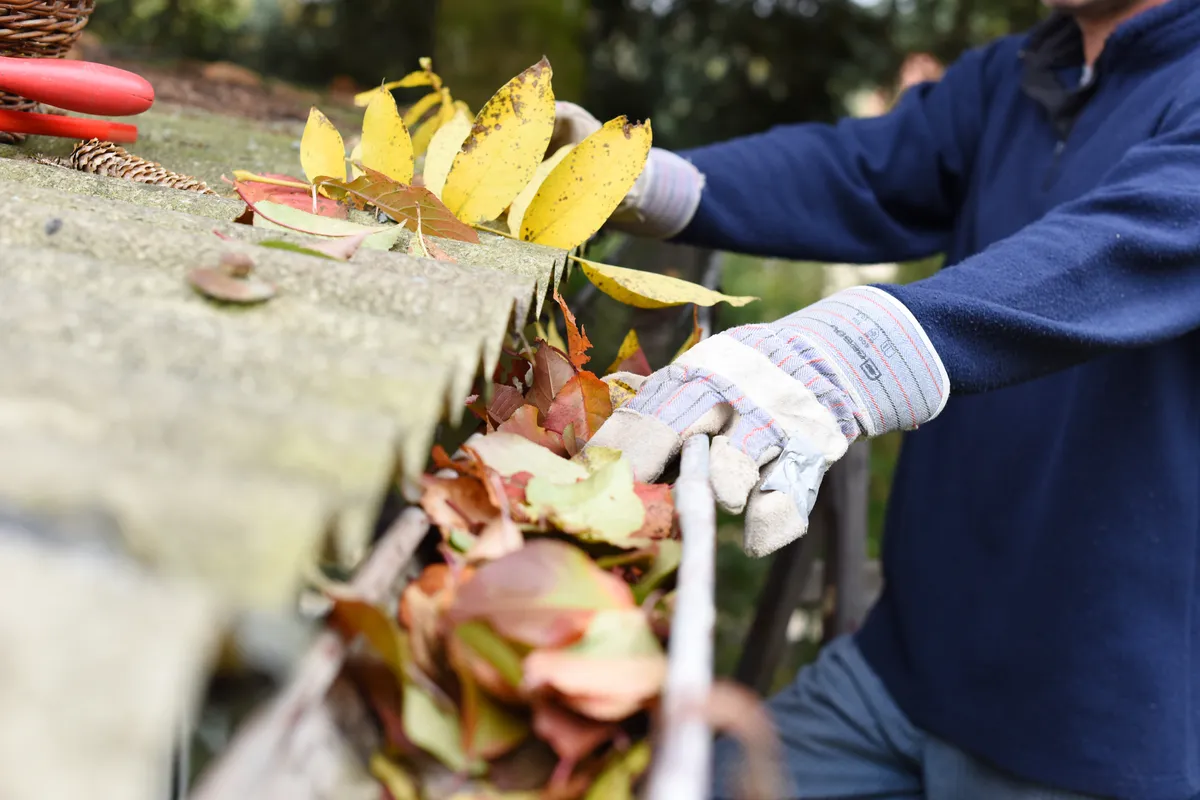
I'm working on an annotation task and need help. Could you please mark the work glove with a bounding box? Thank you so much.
[551,100,705,239]
[588,286,949,557]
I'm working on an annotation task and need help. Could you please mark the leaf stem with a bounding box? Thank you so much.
[232,170,311,190]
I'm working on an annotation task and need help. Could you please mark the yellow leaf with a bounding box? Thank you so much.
[442,58,556,225]
[403,90,443,130]
[573,256,759,309]
[606,329,644,374]
[361,88,414,184]
[369,753,419,800]
[411,89,455,157]
[300,107,346,185]
[520,117,652,249]
[422,107,473,199]
[507,144,574,236]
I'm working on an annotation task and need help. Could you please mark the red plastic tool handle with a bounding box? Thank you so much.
[0,56,154,117]
[0,109,138,143]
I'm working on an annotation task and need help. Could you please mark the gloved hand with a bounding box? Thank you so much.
[551,100,706,239]
[588,286,949,556]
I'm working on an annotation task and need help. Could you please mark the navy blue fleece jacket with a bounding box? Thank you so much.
[675,4,1200,798]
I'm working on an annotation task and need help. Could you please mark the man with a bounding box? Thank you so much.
[559,0,1200,797]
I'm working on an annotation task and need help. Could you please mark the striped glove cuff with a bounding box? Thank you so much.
[610,148,705,240]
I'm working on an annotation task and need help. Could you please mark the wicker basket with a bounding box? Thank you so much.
[0,0,95,141]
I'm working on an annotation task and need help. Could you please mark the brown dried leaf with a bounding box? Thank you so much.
[527,342,577,418]
[187,252,275,305]
[487,383,527,426]
[497,405,568,457]
[419,474,499,534]
[543,372,612,454]
[316,168,480,243]
[632,482,675,540]
[553,290,592,369]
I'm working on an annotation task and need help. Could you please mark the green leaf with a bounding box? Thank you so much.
[461,431,589,484]
[632,540,682,603]
[247,199,406,251]
[403,680,481,774]
[524,458,646,548]
[584,741,653,800]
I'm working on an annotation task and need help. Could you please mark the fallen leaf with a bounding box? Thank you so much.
[442,58,557,225]
[402,90,444,129]
[371,752,420,800]
[361,87,415,184]
[673,305,702,360]
[411,89,455,156]
[398,564,460,677]
[328,596,409,676]
[407,209,459,262]
[524,458,646,547]
[582,741,652,800]
[348,659,409,751]
[520,117,652,250]
[259,229,371,261]
[459,667,530,761]
[532,702,617,766]
[552,291,592,369]
[527,342,577,418]
[423,106,473,199]
[535,318,568,358]
[460,432,589,484]
[486,383,527,426]
[631,539,681,603]
[448,539,634,649]
[316,169,480,243]
[448,621,525,703]
[187,264,275,305]
[522,609,666,721]
[467,515,524,563]
[238,193,405,250]
[605,329,652,376]
[354,68,437,107]
[574,256,759,309]
[420,474,498,534]
[543,373,612,454]
[404,679,481,774]
[497,405,568,457]
[507,144,573,237]
[301,106,347,185]
[632,482,675,540]
[232,173,347,218]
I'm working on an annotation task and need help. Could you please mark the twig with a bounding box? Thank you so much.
[188,508,431,800]
[643,434,717,800]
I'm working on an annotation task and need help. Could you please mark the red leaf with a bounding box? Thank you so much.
[527,342,577,417]
[232,174,347,219]
[498,405,568,456]
[553,290,592,370]
[316,168,480,243]
[633,483,676,540]
[487,383,527,426]
[532,701,617,764]
[543,372,613,454]
[447,539,634,649]
[605,329,653,377]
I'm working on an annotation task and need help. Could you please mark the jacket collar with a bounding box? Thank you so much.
[1021,0,1200,72]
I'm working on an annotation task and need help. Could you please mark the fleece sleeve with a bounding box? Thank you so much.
[672,46,995,264]
[882,87,1200,393]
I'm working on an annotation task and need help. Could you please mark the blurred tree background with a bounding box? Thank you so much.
[83,0,1046,686]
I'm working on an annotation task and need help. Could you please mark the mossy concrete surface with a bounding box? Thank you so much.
[0,102,567,613]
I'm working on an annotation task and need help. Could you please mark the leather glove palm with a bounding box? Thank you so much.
[588,286,949,556]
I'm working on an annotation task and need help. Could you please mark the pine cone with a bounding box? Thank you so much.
[67,139,217,195]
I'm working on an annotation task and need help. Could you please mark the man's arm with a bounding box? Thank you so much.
[631,45,997,263]
[880,87,1200,393]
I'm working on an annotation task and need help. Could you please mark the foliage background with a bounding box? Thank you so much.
[84,0,1046,687]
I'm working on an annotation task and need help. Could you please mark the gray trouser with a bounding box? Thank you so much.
[711,636,1104,799]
